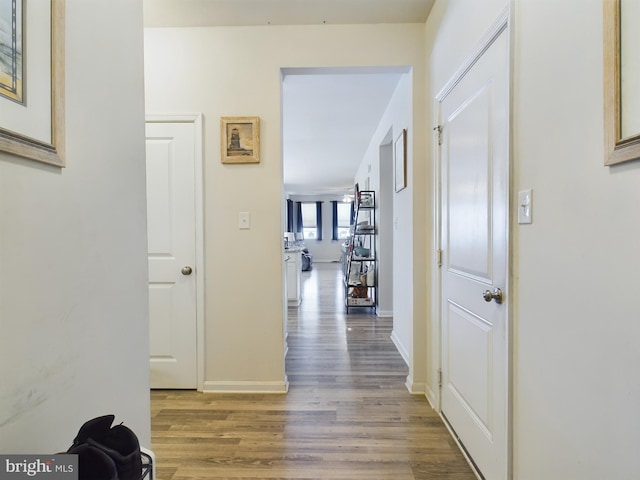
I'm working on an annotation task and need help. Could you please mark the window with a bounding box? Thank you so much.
[333,201,353,240]
[300,202,322,240]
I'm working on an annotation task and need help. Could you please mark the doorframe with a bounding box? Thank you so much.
[376,128,394,318]
[432,5,512,478]
[145,113,205,391]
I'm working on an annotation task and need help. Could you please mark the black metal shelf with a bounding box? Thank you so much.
[343,189,377,313]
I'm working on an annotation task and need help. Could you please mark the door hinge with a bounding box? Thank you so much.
[434,125,443,146]
[437,249,443,268]
[438,368,443,388]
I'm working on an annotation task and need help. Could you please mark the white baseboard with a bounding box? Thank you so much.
[405,374,427,395]
[376,309,393,317]
[390,332,427,395]
[425,384,439,410]
[390,330,409,366]
[203,378,289,394]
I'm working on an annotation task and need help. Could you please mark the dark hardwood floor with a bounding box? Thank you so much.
[151,263,475,479]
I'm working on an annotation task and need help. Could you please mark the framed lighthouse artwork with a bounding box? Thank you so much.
[220,116,260,164]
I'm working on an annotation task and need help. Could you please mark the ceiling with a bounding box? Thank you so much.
[143,0,434,28]
[143,0,435,195]
[282,68,407,195]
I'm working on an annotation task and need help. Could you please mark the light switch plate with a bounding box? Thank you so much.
[239,211,251,229]
[518,189,532,224]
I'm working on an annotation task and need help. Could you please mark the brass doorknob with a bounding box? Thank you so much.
[483,288,503,304]
[181,266,193,276]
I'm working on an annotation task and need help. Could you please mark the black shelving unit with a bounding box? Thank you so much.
[343,190,376,313]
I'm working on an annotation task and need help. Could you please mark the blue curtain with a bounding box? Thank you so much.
[331,201,338,240]
[286,199,294,232]
[316,201,323,241]
[295,202,303,233]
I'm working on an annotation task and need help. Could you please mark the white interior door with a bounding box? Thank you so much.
[439,22,509,480]
[146,120,198,389]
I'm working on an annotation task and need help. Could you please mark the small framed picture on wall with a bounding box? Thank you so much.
[394,128,407,192]
[220,116,260,164]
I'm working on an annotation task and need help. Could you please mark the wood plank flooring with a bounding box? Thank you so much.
[151,263,475,479]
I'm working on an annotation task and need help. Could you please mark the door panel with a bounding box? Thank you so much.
[447,85,491,282]
[447,301,492,432]
[440,25,509,480]
[146,121,197,389]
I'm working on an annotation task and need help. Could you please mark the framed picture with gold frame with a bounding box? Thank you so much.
[0,0,65,167]
[220,116,260,164]
[603,0,640,165]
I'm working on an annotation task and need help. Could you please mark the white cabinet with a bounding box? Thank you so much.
[286,249,302,306]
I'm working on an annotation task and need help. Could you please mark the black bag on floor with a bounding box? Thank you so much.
[67,414,142,480]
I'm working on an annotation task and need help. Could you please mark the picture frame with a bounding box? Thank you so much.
[394,128,407,192]
[603,0,640,165]
[0,0,65,167]
[220,116,260,164]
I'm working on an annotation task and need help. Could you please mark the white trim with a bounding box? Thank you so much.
[376,309,393,318]
[145,113,206,392]
[434,6,510,102]
[440,414,484,480]
[430,94,443,413]
[203,379,290,394]
[404,375,426,395]
[390,330,409,366]
[425,384,438,410]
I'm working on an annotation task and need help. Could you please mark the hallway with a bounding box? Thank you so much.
[150,263,475,479]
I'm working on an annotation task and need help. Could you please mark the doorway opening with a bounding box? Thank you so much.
[281,66,411,379]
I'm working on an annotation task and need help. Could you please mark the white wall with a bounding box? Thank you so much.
[513,0,640,477]
[426,0,640,478]
[0,0,150,451]
[355,74,419,375]
[144,23,426,392]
